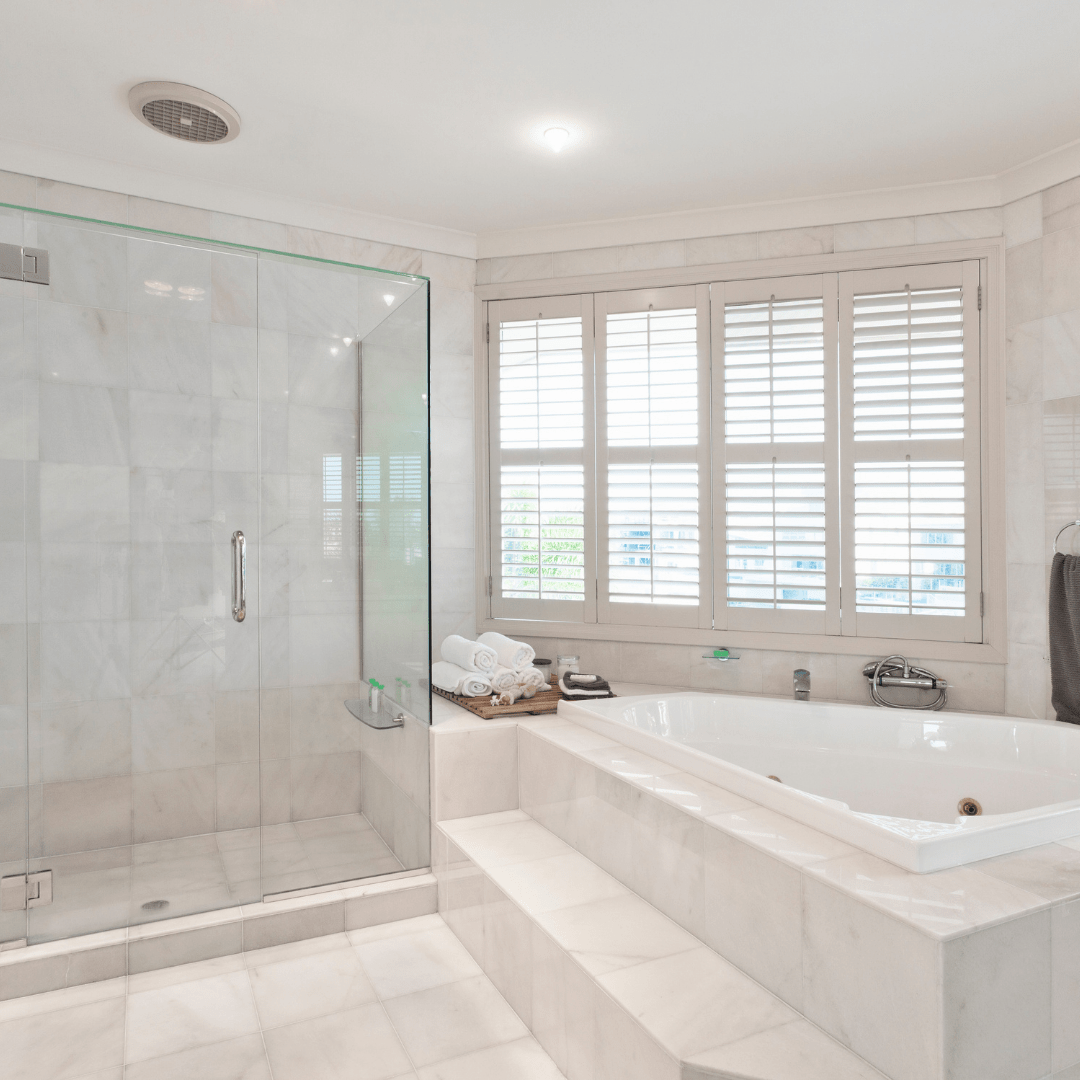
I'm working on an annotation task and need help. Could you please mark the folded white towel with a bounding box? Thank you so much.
[431,660,492,698]
[514,667,545,693]
[478,631,535,671]
[490,665,519,693]
[440,635,497,674]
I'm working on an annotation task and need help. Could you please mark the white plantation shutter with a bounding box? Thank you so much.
[839,262,982,642]
[488,295,596,622]
[713,276,839,633]
[596,286,711,628]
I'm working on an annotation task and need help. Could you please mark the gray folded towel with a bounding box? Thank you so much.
[560,672,612,698]
[1050,552,1080,724]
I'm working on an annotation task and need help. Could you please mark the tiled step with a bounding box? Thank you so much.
[436,809,884,1080]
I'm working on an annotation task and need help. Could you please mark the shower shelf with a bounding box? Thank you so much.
[344,698,406,729]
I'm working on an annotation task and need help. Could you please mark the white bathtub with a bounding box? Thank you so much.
[556,691,1080,872]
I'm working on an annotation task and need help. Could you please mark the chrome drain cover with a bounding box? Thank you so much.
[958,798,982,817]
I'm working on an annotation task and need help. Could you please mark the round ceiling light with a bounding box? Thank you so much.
[129,82,240,144]
[543,127,570,153]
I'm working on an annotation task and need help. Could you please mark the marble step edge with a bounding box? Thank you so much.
[436,811,884,1080]
[0,871,437,1001]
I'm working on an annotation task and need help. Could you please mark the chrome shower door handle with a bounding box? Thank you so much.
[232,530,246,622]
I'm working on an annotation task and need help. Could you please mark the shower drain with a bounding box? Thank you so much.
[958,798,983,817]
[141,899,170,912]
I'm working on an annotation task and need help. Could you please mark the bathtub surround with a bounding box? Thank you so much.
[431,696,1080,1080]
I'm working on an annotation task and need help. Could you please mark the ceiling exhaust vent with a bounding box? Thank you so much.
[129,82,240,144]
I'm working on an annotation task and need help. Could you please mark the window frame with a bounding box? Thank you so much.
[473,237,1005,665]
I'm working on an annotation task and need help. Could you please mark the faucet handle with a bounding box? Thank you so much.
[793,668,810,700]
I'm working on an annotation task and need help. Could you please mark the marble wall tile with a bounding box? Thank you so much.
[914,208,1002,244]
[38,699,131,783]
[132,692,216,773]
[552,246,621,277]
[289,613,359,687]
[431,486,474,551]
[487,253,553,284]
[129,467,208,544]
[483,877,534,1026]
[216,762,259,831]
[37,620,129,703]
[429,350,473,421]
[211,252,258,328]
[0,376,37,461]
[433,726,517,821]
[128,314,211,396]
[41,775,132,855]
[36,302,127,388]
[289,684,361,756]
[913,656,1004,714]
[617,642,690,686]
[834,217,915,251]
[430,287,474,355]
[133,766,216,844]
[210,213,288,252]
[39,383,128,465]
[1005,194,1044,249]
[689,647,764,694]
[290,751,361,820]
[35,179,127,223]
[761,651,837,701]
[1043,228,1080,318]
[1007,239,1043,327]
[0,168,36,206]
[129,390,211,470]
[38,542,129,621]
[287,333,357,409]
[942,911,1051,1080]
[127,239,211,324]
[616,241,685,272]
[759,225,834,258]
[128,197,213,238]
[1006,401,1046,560]
[1043,310,1080,400]
[1052,898,1080,1073]
[212,326,259,403]
[685,233,761,267]
[1043,177,1080,235]
[703,822,803,1007]
[35,220,128,311]
[1009,563,1049,646]
[421,251,475,290]
[1006,642,1050,720]
[802,875,942,1080]
[0,624,26,706]
[286,226,423,275]
[1007,319,1043,405]
[285,262,358,341]
[214,690,259,763]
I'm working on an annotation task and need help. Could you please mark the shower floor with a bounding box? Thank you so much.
[0,913,565,1080]
[24,813,403,945]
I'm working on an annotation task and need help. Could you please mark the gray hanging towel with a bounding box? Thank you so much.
[1050,552,1080,724]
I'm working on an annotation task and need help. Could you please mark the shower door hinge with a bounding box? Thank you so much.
[0,870,52,911]
[485,323,490,344]
[0,243,49,284]
[980,592,985,617]
[977,285,982,311]
[486,575,492,596]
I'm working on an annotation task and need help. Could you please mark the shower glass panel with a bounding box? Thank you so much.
[0,201,430,948]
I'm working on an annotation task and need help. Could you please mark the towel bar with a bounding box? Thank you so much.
[1054,520,1080,556]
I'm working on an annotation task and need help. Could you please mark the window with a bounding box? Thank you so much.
[484,258,986,648]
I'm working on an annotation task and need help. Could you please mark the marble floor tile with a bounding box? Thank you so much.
[125,967,260,1062]
[354,923,483,999]
[382,974,530,1067]
[249,939,376,1028]
[535,893,700,976]
[416,1035,566,1080]
[683,1019,885,1080]
[123,1032,272,1080]
[487,852,629,914]
[262,1002,413,1080]
[0,993,126,1080]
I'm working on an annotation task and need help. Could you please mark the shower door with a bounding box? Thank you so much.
[11,212,264,944]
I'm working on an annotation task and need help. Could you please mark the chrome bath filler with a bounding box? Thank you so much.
[863,655,948,711]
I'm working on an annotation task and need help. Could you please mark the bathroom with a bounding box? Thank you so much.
[2,3,1080,1079]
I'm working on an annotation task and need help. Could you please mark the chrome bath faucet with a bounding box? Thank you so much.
[794,669,810,701]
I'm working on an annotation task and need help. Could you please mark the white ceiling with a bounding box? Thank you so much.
[3,0,1080,249]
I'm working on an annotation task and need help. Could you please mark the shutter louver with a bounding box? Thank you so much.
[597,288,709,627]
[489,296,595,622]
[607,462,699,605]
[852,286,964,441]
[717,278,837,634]
[853,461,965,616]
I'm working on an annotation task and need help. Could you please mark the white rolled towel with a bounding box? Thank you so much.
[514,667,545,693]
[431,660,492,698]
[490,665,519,693]
[478,631,535,671]
[440,635,497,674]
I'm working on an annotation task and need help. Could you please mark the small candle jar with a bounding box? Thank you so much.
[556,655,580,679]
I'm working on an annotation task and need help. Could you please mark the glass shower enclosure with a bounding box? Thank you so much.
[0,204,430,947]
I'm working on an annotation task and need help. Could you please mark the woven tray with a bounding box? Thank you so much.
[433,684,615,719]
